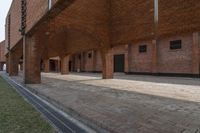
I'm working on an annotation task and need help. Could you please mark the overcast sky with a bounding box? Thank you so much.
[0,0,12,42]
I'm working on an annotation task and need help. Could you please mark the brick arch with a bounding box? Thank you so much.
[36,23,113,80]
[56,25,113,79]
[9,40,23,76]
[63,24,106,47]
[46,24,108,57]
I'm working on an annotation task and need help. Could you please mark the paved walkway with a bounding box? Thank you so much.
[10,72,200,133]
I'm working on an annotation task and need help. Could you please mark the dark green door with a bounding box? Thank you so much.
[114,54,125,72]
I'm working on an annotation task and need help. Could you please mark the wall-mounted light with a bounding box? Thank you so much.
[48,0,52,10]
[45,32,50,35]
[154,0,159,23]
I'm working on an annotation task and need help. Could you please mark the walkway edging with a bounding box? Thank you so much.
[2,73,110,133]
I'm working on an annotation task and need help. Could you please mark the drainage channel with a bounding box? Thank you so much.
[2,74,97,133]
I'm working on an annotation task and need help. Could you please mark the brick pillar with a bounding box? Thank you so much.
[81,52,85,72]
[93,50,97,72]
[23,35,41,84]
[6,56,9,73]
[124,44,131,73]
[61,55,70,75]
[58,59,61,72]
[9,51,19,76]
[0,63,3,71]
[44,59,50,73]
[152,39,158,73]
[101,49,113,79]
[192,32,200,75]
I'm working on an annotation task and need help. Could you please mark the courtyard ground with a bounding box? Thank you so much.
[8,72,200,133]
[0,76,55,133]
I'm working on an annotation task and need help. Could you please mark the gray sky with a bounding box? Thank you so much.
[0,0,12,42]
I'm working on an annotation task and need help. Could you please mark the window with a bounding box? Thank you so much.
[139,45,147,53]
[170,40,182,50]
[88,53,92,58]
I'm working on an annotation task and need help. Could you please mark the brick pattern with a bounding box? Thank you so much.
[24,35,42,84]
[158,0,200,36]
[71,33,199,75]
[26,0,48,32]
[158,34,193,74]
[0,41,6,62]
[111,0,154,44]
[5,0,22,52]
[4,0,200,82]
[6,0,200,52]
[61,55,69,74]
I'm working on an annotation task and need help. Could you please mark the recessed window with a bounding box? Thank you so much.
[139,45,147,53]
[88,53,92,58]
[170,40,182,50]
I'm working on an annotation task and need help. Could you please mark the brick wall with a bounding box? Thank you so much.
[158,0,200,36]
[26,0,48,32]
[0,41,6,62]
[71,33,198,75]
[130,42,153,73]
[5,0,22,53]
[95,51,102,72]
[158,34,193,74]
[5,0,60,55]
[73,54,81,72]
[5,0,200,76]
[6,0,200,51]
[111,0,154,45]
[84,51,94,72]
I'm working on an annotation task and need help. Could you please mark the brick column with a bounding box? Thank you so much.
[9,51,19,76]
[101,49,113,79]
[92,50,97,72]
[124,44,131,73]
[192,32,200,75]
[57,60,61,72]
[81,52,85,72]
[44,59,50,73]
[23,35,41,84]
[152,39,158,74]
[61,55,70,75]
[0,63,3,71]
[6,56,9,73]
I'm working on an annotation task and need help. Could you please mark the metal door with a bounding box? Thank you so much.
[114,54,125,72]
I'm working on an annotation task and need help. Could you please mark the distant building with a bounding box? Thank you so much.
[0,40,6,71]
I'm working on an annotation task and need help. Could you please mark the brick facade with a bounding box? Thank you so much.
[5,0,200,83]
[0,41,6,62]
[70,33,200,77]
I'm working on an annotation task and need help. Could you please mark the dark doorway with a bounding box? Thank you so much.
[114,54,125,72]
[50,60,56,72]
[69,61,72,72]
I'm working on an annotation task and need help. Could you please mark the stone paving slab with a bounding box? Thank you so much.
[10,72,200,133]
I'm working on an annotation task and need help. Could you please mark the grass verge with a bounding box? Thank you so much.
[0,76,55,133]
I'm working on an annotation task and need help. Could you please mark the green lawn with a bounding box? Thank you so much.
[0,76,55,133]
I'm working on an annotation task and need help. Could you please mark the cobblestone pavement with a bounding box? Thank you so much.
[10,72,200,133]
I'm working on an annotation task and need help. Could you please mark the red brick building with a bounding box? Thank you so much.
[5,0,200,84]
